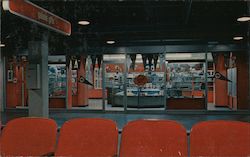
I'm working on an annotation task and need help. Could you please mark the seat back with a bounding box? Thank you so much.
[55,118,118,157]
[120,119,188,157]
[0,117,57,156]
[190,120,250,157]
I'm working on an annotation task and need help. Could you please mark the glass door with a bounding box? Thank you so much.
[165,53,206,110]
[103,54,126,111]
[126,53,166,111]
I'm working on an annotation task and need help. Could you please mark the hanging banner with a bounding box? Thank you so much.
[3,0,71,36]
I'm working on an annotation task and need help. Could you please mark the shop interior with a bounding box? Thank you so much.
[0,0,249,114]
[4,51,248,112]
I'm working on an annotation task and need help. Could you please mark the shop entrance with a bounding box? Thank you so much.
[165,54,207,110]
[126,54,166,111]
[103,55,125,111]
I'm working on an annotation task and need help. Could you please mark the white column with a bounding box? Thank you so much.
[27,40,49,117]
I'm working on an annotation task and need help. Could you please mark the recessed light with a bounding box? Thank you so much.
[233,36,243,40]
[106,40,115,44]
[0,43,5,47]
[237,16,250,22]
[78,20,90,25]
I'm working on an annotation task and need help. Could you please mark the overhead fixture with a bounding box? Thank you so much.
[103,54,125,61]
[106,40,115,44]
[0,42,5,47]
[233,36,243,40]
[78,20,90,25]
[237,16,250,22]
[166,53,192,58]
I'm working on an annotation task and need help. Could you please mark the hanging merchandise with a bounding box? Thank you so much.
[94,59,99,88]
[159,54,165,71]
[66,55,70,67]
[127,55,132,71]
[97,55,103,69]
[153,54,158,71]
[147,54,153,71]
[71,56,78,70]
[141,54,147,70]
[130,54,136,70]
[77,56,81,69]
[212,53,218,64]
[86,56,92,84]
[83,56,87,69]
[91,55,97,71]
[74,59,78,70]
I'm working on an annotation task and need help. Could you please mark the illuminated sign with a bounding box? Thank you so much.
[3,0,71,36]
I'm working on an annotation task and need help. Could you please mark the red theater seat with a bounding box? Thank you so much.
[190,120,250,157]
[55,118,118,157]
[0,117,57,156]
[119,120,188,157]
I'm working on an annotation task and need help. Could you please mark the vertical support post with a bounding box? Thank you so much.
[163,52,167,111]
[0,0,4,112]
[124,54,128,112]
[27,36,49,117]
[0,54,4,112]
[77,56,88,106]
[205,51,208,110]
[66,57,72,109]
[21,66,25,107]
[102,61,105,111]
[248,1,250,110]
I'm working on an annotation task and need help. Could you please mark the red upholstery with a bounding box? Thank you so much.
[119,120,188,157]
[0,117,57,156]
[55,118,118,157]
[190,120,250,157]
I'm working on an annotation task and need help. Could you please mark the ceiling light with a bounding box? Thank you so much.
[0,43,5,47]
[233,36,243,40]
[237,16,250,22]
[78,20,90,25]
[166,53,192,58]
[106,40,115,44]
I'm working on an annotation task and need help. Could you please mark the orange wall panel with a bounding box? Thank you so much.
[214,54,228,107]
[236,53,249,109]
[207,91,214,103]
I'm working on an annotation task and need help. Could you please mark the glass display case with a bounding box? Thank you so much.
[121,71,165,107]
[48,64,66,97]
[166,61,206,109]
[166,62,205,98]
[122,53,165,108]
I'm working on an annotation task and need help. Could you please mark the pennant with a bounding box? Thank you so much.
[79,76,94,86]
[214,72,232,82]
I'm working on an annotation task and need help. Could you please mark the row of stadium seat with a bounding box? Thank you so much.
[0,117,249,157]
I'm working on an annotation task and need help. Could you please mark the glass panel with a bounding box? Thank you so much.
[103,54,125,111]
[207,52,239,111]
[48,64,66,97]
[126,54,165,111]
[166,53,206,110]
[78,55,103,110]
[71,69,77,95]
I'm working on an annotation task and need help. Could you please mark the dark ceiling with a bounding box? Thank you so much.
[1,0,249,55]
